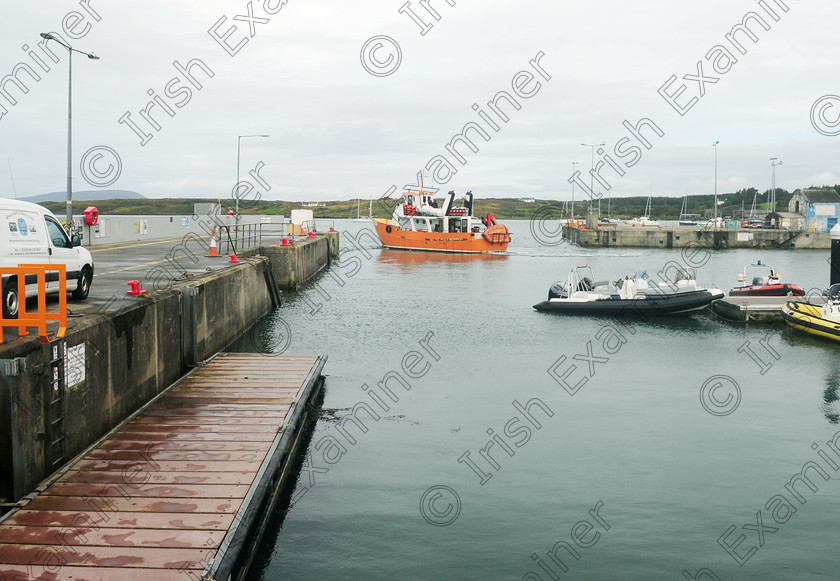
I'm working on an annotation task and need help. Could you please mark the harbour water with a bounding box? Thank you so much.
[231,219,840,580]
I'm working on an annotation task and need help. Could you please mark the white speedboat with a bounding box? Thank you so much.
[626,196,660,227]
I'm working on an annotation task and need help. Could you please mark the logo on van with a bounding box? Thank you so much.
[17,218,28,236]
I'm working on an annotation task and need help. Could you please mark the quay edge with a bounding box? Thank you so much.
[562,225,829,250]
[0,233,338,504]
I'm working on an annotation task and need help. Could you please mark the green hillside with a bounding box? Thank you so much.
[38,185,840,221]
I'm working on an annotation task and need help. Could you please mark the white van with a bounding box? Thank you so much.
[1,199,94,318]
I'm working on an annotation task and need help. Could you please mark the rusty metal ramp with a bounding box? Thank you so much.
[0,352,327,580]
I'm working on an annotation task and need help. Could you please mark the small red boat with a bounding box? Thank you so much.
[729,262,805,297]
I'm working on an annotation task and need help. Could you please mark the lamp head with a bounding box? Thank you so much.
[87,52,100,60]
[40,32,55,40]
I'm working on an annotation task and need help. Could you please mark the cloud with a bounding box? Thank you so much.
[1,0,838,201]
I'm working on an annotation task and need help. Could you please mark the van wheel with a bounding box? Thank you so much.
[2,277,19,319]
[72,267,92,300]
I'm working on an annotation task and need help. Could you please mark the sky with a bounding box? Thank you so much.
[0,0,838,202]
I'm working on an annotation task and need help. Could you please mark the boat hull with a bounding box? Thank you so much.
[533,290,722,315]
[782,301,840,342]
[373,218,510,253]
[729,284,805,297]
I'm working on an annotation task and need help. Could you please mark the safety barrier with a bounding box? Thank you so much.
[0,264,67,344]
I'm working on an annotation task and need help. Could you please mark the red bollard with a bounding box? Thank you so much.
[329,226,335,232]
[127,280,143,295]
[307,231,316,238]
[228,254,239,263]
[281,237,291,246]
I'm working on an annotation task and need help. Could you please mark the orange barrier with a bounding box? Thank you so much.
[0,264,67,344]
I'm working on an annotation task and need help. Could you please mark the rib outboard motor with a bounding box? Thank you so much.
[548,281,567,299]
[464,190,474,216]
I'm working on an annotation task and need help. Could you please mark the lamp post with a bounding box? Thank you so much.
[581,143,605,217]
[713,141,719,229]
[40,32,99,233]
[770,157,782,214]
[570,161,578,221]
[235,134,269,218]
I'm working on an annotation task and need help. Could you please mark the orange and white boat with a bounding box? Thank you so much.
[373,190,511,253]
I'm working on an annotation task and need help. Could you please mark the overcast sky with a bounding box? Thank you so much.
[1,0,838,202]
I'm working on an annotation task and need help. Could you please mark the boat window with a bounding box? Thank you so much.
[462,219,468,232]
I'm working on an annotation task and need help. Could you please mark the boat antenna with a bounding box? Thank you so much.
[7,158,17,199]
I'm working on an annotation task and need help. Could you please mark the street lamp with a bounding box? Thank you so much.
[581,143,605,216]
[770,157,782,214]
[713,141,719,229]
[235,134,269,217]
[40,32,99,233]
[570,161,578,221]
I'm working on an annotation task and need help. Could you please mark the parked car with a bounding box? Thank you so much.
[0,199,94,318]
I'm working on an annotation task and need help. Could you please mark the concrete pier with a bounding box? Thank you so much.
[563,225,829,249]
[0,233,339,505]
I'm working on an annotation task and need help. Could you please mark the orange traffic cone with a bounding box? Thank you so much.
[207,229,219,257]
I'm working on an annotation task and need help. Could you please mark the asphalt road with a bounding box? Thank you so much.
[79,235,247,315]
[2,233,290,348]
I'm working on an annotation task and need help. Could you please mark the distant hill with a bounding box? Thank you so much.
[20,190,145,203]
[26,184,840,220]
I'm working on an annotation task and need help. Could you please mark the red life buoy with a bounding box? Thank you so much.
[84,206,99,226]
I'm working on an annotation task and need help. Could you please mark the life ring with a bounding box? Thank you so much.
[385,225,392,233]
[84,206,99,226]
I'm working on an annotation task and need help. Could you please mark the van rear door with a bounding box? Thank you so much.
[2,208,50,294]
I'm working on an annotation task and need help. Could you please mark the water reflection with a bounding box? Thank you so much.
[823,368,840,424]
[377,248,508,265]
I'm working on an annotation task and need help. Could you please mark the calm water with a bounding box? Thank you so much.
[231,219,840,580]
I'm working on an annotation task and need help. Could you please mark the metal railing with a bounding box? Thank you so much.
[220,222,332,254]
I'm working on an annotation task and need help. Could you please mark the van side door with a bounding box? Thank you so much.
[44,214,80,291]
